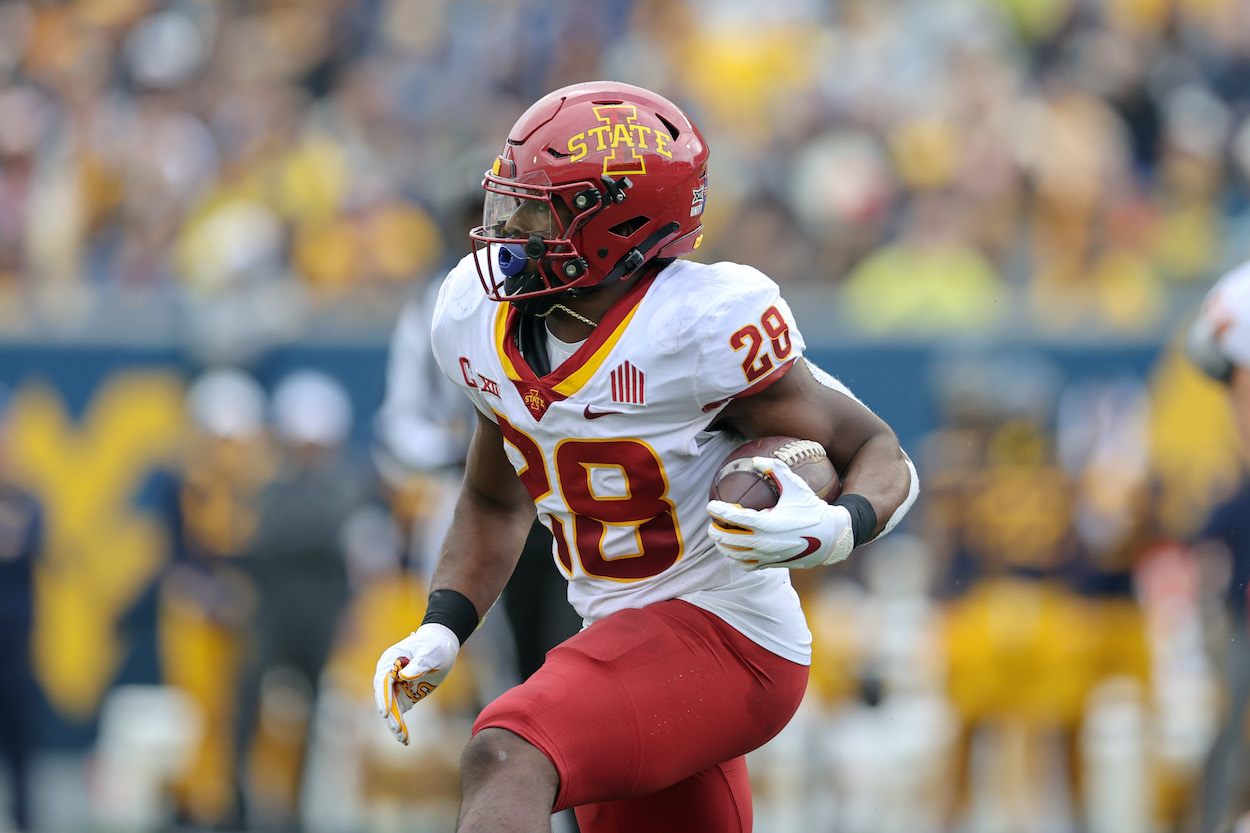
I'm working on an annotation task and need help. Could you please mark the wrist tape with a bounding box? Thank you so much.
[833,494,878,547]
[422,589,480,646]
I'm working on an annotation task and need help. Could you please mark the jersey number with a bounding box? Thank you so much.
[730,305,793,383]
[497,417,683,581]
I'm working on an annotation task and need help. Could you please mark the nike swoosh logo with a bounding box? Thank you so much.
[780,537,823,564]
[583,405,624,419]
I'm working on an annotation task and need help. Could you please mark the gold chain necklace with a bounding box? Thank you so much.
[540,303,598,329]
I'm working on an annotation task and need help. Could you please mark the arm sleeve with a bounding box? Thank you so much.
[806,358,920,537]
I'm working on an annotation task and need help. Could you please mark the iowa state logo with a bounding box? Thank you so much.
[566,104,674,176]
[522,387,551,420]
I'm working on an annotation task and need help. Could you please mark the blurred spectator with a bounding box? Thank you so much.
[918,350,1208,830]
[0,0,1243,339]
[372,278,475,578]
[1189,480,1250,833]
[0,384,42,832]
[1185,259,1250,832]
[926,358,1087,829]
[233,369,362,832]
[841,190,1008,334]
[150,366,273,829]
[1056,375,1216,829]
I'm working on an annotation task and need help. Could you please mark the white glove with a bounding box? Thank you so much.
[707,457,855,570]
[372,623,460,745]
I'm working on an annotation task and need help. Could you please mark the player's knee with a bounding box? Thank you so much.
[461,728,557,794]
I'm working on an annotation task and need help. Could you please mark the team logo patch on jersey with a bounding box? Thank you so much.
[477,374,501,398]
[523,387,551,420]
[611,361,645,405]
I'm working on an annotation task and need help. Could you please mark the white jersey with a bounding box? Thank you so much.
[432,252,814,664]
[376,279,476,472]
[1196,260,1250,370]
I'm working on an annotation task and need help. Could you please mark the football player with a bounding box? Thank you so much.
[372,81,919,833]
[1187,259,1250,833]
[1190,260,1250,453]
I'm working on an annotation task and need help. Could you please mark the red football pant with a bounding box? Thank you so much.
[472,598,809,833]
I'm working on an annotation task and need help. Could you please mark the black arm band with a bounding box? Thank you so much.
[422,589,480,646]
[834,494,878,548]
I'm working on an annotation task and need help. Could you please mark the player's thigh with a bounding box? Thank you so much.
[472,599,808,810]
[574,756,751,833]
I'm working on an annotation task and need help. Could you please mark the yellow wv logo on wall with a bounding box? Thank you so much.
[9,371,185,720]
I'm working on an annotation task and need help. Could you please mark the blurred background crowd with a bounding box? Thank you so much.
[2,0,1250,832]
[0,0,1248,342]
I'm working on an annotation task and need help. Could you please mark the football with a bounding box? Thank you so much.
[708,436,841,511]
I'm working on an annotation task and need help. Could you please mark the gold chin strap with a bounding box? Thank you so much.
[539,303,598,329]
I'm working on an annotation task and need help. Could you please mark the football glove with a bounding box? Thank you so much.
[707,456,855,570]
[373,623,459,745]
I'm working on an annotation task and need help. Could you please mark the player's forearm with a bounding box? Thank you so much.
[426,410,539,617]
[429,484,536,621]
[837,432,916,538]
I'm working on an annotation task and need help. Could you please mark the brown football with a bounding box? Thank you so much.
[709,436,841,511]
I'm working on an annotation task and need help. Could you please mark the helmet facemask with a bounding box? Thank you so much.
[471,165,604,314]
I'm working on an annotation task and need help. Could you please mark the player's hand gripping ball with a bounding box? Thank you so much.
[708,437,840,511]
[707,437,854,570]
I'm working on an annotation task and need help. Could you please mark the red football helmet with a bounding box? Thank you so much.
[469,81,709,311]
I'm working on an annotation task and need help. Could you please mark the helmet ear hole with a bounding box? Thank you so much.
[655,114,681,140]
[608,216,650,238]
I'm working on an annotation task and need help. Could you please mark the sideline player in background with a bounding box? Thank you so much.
[374,271,522,706]
[232,371,360,830]
[1188,259,1250,833]
[374,256,583,690]
[371,81,919,833]
[1190,260,1250,453]
[374,249,585,833]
